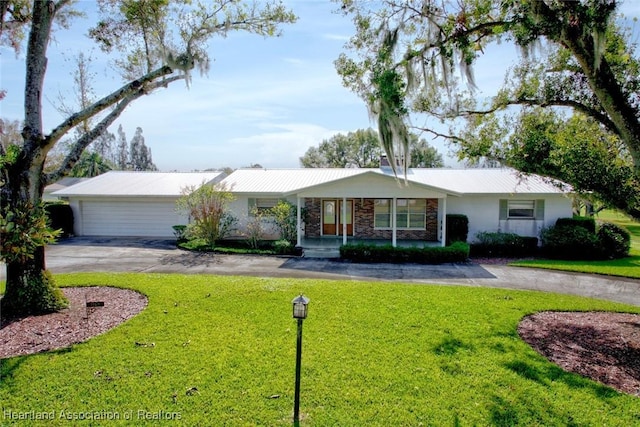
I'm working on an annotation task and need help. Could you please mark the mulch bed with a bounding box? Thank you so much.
[518,311,640,396]
[0,287,147,359]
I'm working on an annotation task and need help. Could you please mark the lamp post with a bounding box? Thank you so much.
[292,294,309,427]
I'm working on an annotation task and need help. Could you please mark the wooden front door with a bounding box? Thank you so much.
[322,199,353,236]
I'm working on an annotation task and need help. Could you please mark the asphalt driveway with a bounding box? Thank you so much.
[2,237,640,307]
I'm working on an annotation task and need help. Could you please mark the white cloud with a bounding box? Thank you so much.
[223,123,346,168]
[322,33,350,42]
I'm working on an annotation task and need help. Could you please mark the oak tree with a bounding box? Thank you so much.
[0,0,296,317]
[300,128,443,168]
[336,0,640,216]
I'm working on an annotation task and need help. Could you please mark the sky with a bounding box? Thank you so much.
[1,1,639,172]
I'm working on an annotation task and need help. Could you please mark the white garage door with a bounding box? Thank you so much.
[80,200,184,237]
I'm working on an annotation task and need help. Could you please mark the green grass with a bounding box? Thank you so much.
[2,273,640,426]
[511,210,640,277]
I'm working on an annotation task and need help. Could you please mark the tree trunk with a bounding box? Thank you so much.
[1,172,67,320]
[1,246,67,320]
[0,1,66,321]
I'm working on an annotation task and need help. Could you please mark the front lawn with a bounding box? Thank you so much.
[1,273,639,426]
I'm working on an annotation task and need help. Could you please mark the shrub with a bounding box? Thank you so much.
[273,239,294,255]
[176,182,236,246]
[245,207,266,249]
[172,225,187,242]
[339,241,469,264]
[597,222,630,259]
[541,225,602,260]
[446,214,469,245]
[556,216,596,234]
[269,201,298,244]
[542,217,631,261]
[44,203,74,237]
[470,232,538,258]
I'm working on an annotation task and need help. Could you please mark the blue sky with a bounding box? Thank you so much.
[2,1,639,171]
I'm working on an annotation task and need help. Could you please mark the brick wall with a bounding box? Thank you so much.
[304,198,439,242]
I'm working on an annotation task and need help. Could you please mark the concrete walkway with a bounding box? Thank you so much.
[2,237,640,307]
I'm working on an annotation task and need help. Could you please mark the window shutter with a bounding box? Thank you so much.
[248,198,256,215]
[499,200,508,220]
[535,199,545,220]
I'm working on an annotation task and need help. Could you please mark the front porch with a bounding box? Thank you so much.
[300,236,443,258]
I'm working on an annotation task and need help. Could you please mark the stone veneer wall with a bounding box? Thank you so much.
[304,198,439,241]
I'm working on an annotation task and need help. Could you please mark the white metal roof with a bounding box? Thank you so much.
[222,168,369,194]
[53,168,568,198]
[53,171,225,197]
[44,177,90,193]
[222,167,568,195]
[405,168,569,194]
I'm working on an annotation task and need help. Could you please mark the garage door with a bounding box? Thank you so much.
[80,200,185,237]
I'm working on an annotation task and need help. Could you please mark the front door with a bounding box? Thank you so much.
[322,199,353,236]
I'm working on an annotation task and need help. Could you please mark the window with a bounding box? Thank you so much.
[249,198,279,215]
[374,199,427,229]
[500,199,544,220]
[396,199,426,229]
[508,200,535,218]
[374,199,391,228]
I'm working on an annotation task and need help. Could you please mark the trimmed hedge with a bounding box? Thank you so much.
[541,219,630,260]
[541,225,601,260]
[470,232,538,258]
[446,214,469,245]
[556,216,596,234]
[339,241,470,264]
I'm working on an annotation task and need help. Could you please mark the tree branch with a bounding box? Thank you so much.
[455,98,618,135]
[409,125,467,144]
[45,75,182,184]
[44,65,175,150]
[404,20,512,63]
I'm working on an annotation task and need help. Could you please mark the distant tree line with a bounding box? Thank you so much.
[65,124,157,177]
[299,128,443,168]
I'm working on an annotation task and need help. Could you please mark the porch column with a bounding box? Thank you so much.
[342,196,347,246]
[297,196,302,247]
[441,197,447,247]
[392,197,397,247]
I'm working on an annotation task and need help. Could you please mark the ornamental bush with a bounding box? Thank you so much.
[541,224,601,260]
[273,239,293,255]
[176,182,236,246]
[269,201,298,244]
[446,214,469,245]
[542,218,631,260]
[555,216,596,234]
[470,232,538,258]
[597,222,631,259]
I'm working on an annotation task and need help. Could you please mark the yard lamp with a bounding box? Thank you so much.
[292,294,309,426]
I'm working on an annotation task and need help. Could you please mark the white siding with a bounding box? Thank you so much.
[227,196,295,239]
[71,198,187,237]
[447,194,572,241]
